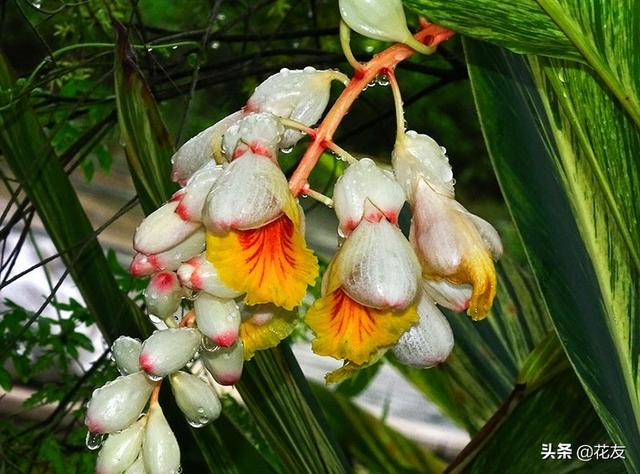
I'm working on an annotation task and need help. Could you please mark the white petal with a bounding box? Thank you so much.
[171,111,243,185]
[96,417,145,474]
[459,208,503,259]
[145,272,183,320]
[392,130,455,200]
[143,403,180,474]
[332,218,420,310]
[85,372,154,433]
[392,292,454,368]
[139,328,201,378]
[201,340,244,386]
[247,67,343,149]
[194,293,241,347]
[112,336,142,375]
[177,255,242,299]
[339,0,412,43]
[175,161,224,222]
[133,201,201,255]
[333,158,405,235]
[136,228,206,275]
[203,152,291,233]
[169,371,221,427]
[422,279,472,313]
[123,456,146,474]
[129,253,156,277]
[222,112,284,159]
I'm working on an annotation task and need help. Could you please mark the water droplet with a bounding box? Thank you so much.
[172,45,178,50]
[281,146,294,154]
[144,372,163,382]
[367,79,377,88]
[187,419,205,428]
[201,337,219,353]
[147,47,153,53]
[365,45,374,53]
[279,68,290,75]
[198,415,209,425]
[376,75,389,87]
[85,431,106,450]
[197,407,206,414]
[292,41,300,49]
[210,41,220,50]
[558,72,566,84]
[216,13,226,21]
[303,66,316,73]
[406,130,417,137]
[440,146,447,154]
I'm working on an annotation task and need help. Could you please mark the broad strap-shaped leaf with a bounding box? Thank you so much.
[113,23,177,212]
[392,258,553,432]
[465,38,640,472]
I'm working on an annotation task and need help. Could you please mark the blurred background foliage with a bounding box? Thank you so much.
[0,0,630,472]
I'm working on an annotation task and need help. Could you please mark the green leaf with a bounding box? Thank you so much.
[0,366,12,391]
[113,23,178,212]
[336,360,382,397]
[464,37,640,471]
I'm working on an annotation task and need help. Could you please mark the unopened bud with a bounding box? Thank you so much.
[145,272,183,320]
[134,201,201,255]
[174,161,223,222]
[201,340,244,386]
[130,228,206,276]
[177,255,242,299]
[85,372,154,433]
[95,417,145,474]
[194,293,240,347]
[223,112,284,160]
[142,403,181,474]
[169,371,221,427]
[423,279,472,313]
[111,336,142,375]
[139,328,201,378]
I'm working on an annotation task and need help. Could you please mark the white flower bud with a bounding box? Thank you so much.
[423,279,472,313]
[171,110,244,185]
[333,158,405,236]
[130,228,206,277]
[145,272,183,320]
[392,293,454,368]
[392,130,455,200]
[194,293,241,347]
[222,112,284,160]
[95,417,145,474]
[339,0,430,53]
[133,201,201,255]
[111,336,142,375]
[174,161,223,222]
[177,255,242,299]
[246,67,346,148]
[169,371,221,427]
[123,456,146,474]
[143,403,181,474]
[139,328,201,378]
[85,372,154,433]
[201,340,244,386]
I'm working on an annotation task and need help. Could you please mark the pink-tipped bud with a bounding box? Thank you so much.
[175,161,223,222]
[171,110,244,185]
[169,371,221,427]
[333,158,405,236]
[392,292,454,368]
[111,336,142,375]
[130,229,206,276]
[145,272,183,320]
[194,293,240,347]
[139,328,201,378]
[95,417,145,474]
[423,279,472,313]
[85,372,154,434]
[201,340,244,386]
[133,201,201,255]
[142,403,181,474]
[222,112,284,160]
[177,255,242,299]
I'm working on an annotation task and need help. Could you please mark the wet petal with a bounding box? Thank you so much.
[222,112,284,160]
[177,255,242,299]
[171,110,243,185]
[145,272,183,320]
[239,304,297,360]
[201,340,244,386]
[392,292,454,368]
[329,219,420,310]
[339,0,413,44]
[333,158,405,235]
[111,336,142,375]
[169,371,221,427]
[133,201,201,255]
[423,279,472,313]
[139,328,201,378]
[143,403,180,474]
[96,417,145,474]
[123,455,145,474]
[206,209,318,311]
[203,152,291,233]
[85,372,154,433]
[131,228,206,276]
[194,293,241,347]
[175,161,224,222]
[392,130,455,199]
[306,288,418,365]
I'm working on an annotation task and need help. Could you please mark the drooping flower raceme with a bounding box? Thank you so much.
[393,130,503,319]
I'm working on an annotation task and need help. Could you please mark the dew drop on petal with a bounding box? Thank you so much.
[281,146,294,154]
[144,372,163,382]
[210,41,220,50]
[85,431,106,451]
